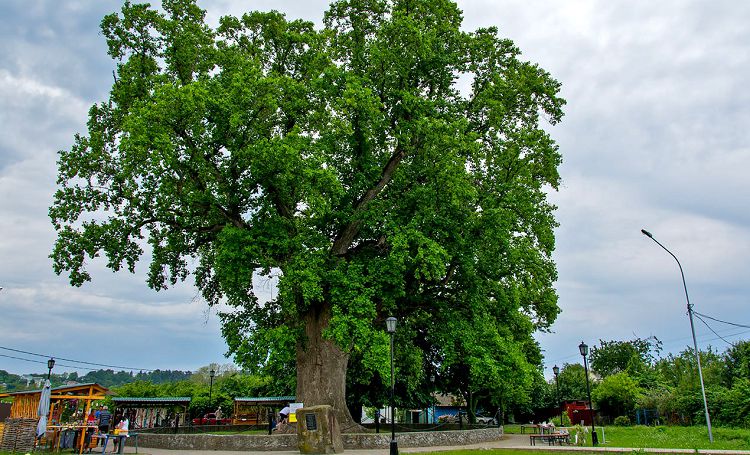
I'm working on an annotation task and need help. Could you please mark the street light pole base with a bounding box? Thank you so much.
[390,439,399,455]
[592,430,598,446]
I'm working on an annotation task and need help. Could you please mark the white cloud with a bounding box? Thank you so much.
[1,0,749,377]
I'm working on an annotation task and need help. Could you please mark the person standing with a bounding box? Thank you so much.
[279,406,290,424]
[113,415,129,452]
[97,406,111,448]
[98,406,111,434]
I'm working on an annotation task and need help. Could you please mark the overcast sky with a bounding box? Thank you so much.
[1,0,748,378]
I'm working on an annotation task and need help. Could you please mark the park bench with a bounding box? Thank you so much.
[529,433,570,446]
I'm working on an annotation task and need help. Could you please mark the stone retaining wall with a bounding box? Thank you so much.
[135,427,503,451]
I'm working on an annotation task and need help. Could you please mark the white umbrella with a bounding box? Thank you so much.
[36,379,52,438]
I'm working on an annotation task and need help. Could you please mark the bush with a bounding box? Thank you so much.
[613,415,631,426]
[551,413,571,427]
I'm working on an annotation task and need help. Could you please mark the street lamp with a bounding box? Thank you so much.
[209,367,216,412]
[47,358,55,380]
[578,342,597,446]
[386,317,398,455]
[641,228,713,442]
[430,374,436,425]
[552,365,562,426]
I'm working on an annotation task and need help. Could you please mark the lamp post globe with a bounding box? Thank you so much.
[578,341,588,357]
[386,317,398,455]
[47,358,55,380]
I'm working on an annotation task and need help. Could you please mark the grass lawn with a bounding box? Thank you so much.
[504,424,750,450]
[602,425,750,450]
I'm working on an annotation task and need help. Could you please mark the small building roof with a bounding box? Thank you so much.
[112,397,191,407]
[2,383,109,397]
[234,396,295,404]
[112,397,191,404]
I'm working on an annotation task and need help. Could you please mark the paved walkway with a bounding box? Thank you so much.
[113,434,750,455]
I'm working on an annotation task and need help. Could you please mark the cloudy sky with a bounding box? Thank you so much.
[1,0,748,378]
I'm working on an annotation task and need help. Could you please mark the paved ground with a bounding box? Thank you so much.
[114,434,750,455]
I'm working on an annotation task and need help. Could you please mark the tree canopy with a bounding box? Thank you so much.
[589,336,662,378]
[50,0,564,428]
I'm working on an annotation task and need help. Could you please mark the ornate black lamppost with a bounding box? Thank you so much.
[209,367,216,411]
[47,358,55,380]
[386,317,398,455]
[578,342,597,446]
[552,365,562,425]
[641,228,713,442]
[430,374,436,424]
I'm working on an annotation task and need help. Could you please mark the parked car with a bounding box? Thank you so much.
[475,414,497,425]
[192,413,232,425]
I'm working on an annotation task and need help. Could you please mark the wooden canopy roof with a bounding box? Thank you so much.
[1,383,109,419]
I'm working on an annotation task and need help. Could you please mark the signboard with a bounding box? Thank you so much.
[289,402,304,423]
[305,413,317,431]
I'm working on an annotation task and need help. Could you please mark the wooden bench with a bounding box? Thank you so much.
[529,433,570,446]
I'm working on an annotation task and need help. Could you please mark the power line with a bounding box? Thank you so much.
[0,353,97,371]
[693,311,750,329]
[0,345,155,372]
[694,314,736,347]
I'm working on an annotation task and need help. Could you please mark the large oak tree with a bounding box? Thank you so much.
[50,0,564,430]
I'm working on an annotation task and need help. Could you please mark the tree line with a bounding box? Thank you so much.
[0,368,192,392]
[537,337,750,428]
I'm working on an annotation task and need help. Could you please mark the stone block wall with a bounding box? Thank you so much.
[135,426,503,451]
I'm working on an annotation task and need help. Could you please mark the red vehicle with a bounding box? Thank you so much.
[192,413,232,425]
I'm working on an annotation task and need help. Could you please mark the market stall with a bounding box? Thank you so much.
[0,382,109,454]
[112,396,190,430]
[233,396,295,426]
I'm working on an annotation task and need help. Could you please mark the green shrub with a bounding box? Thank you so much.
[614,415,631,426]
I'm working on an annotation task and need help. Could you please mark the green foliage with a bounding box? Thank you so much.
[110,370,276,417]
[571,424,587,446]
[556,363,590,402]
[723,340,750,388]
[591,372,641,419]
[614,415,632,426]
[50,0,565,416]
[712,379,750,428]
[589,337,661,378]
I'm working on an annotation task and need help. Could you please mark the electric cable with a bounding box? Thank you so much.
[694,313,736,347]
[0,353,98,371]
[693,311,750,329]
[0,345,156,372]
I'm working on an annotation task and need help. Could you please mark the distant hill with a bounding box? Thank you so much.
[0,368,193,392]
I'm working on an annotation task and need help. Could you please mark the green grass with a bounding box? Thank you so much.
[422,451,587,455]
[501,424,525,434]
[602,425,750,450]
[504,424,750,450]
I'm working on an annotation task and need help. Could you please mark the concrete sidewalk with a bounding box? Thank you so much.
[115,434,750,455]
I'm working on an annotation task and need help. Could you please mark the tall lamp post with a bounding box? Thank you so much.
[641,229,713,442]
[430,374,436,425]
[578,342,597,446]
[552,365,562,426]
[47,358,55,380]
[386,317,398,455]
[209,367,216,412]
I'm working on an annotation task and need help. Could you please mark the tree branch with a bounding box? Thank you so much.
[331,147,406,256]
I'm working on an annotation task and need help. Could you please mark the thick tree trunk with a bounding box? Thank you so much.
[296,304,363,433]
